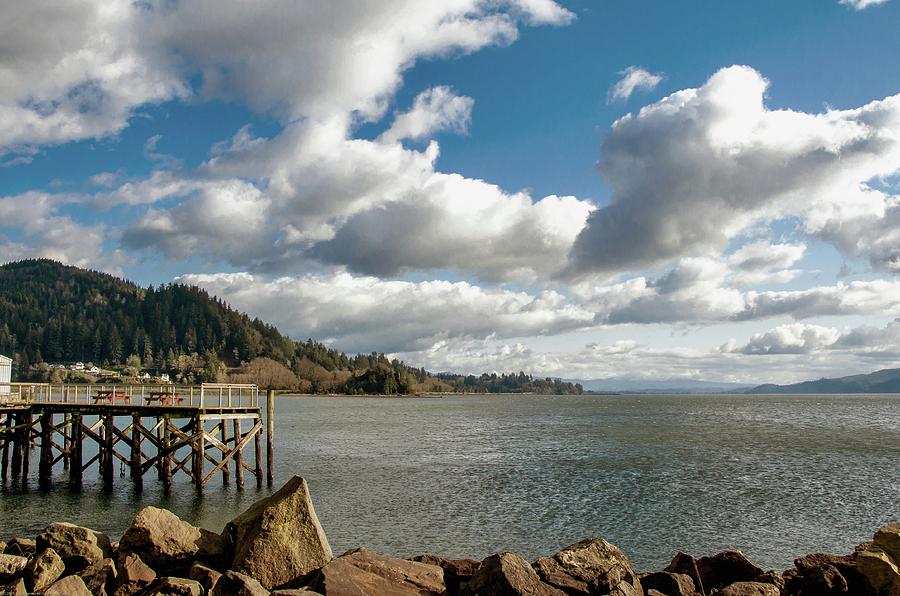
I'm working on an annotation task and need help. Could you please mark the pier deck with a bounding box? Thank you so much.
[0,383,275,492]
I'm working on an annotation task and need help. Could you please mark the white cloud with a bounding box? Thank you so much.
[570,65,900,277]
[727,319,900,360]
[608,66,664,102]
[0,192,127,272]
[0,0,572,154]
[0,0,184,154]
[123,118,595,282]
[380,86,475,143]
[839,0,889,9]
[176,271,595,353]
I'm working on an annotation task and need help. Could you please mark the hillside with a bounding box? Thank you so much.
[0,260,582,395]
[746,367,900,394]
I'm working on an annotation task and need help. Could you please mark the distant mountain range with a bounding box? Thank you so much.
[573,377,753,394]
[745,367,900,394]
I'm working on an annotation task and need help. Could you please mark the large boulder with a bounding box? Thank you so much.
[36,522,113,573]
[785,552,871,595]
[856,544,900,596]
[533,538,643,595]
[80,557,118,596]
[875,525,900,565]
[25,547,65,592]
[189,561,223,593]
[0,554,27,582]
[211,570,270,596]
[224,475,332,590]
[665,551,763,593]
[311,547,446,596]
[712,582,780,596]
[118,506,225,573]
[0,578,26,595]
[411,554,480,594]
[3,538,35,558]
[463,552,566,596]
[143,576,205,596]
[115,553,157,596]
[640,571,698,596]
[45,574,92,596]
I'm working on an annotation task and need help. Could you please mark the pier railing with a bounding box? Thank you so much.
[0,382,259,409]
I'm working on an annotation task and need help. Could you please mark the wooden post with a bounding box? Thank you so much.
[254,423,263,488]
[21,411,32,484]
[62,413,70,470]
[102,414,114,489]
[266,389,275,487]
[10,413,23,481]
[221,419,230,486]
[233,418,244,489]
[69,414,82,487]
[1,413,11,482]
[193,414,204,493]
[156,416,164,481]
[130,413,142,490]
[162,417,172,493]
[39,411,52,489]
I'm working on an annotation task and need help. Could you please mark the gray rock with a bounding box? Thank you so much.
[25,548,65,593]
[142,576,205,596]
[211,570,270,596]
[311,547,445,596]
[640,571,698,596]
[37,522,113,573]
[45,574,92,596]
[463,552,566,596]
[0,554,27,582]
[224,475,332,590]
[118,507,225,574]
[115,553,157,596]
[79,557,118,596]
[188,561,222,593]
[713,582,780,596]
[533,537,643,595]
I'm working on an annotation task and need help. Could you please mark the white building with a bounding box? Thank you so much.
[72,362,85,371]
[1,354,11,395]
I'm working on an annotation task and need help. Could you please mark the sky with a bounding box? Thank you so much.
[2,0,900,384]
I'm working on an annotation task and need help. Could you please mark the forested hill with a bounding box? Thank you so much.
[0,259,582,395]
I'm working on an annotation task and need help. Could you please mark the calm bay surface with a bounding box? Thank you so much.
[1,393,898,571]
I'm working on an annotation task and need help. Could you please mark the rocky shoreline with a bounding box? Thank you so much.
[0,476,897,595]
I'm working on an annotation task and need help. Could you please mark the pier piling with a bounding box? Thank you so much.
[0,383,266,492]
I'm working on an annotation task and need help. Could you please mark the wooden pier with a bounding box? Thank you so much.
[0,383,274,492]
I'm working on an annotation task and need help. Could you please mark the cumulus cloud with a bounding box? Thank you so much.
[0,0,572,155]
[380,87,474,143]
[839,0,889,9]
[0,192,126,271]
[123,117,595,282]
[176,271,595,353]
[726,319,900,360]
[608,66,664,102]
[0,0,184,155]
[570,65,900,277]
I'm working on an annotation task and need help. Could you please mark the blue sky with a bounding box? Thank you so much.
[2,0,900,382]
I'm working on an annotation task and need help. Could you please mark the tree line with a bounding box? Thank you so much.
[0,260,581,395]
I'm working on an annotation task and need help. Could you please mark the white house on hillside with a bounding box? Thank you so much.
[1,354,11,396]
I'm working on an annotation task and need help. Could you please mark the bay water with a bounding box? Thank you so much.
[1,393,898,571]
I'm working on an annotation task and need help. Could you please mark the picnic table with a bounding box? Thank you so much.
[145,391,184,406]
[93,389,129,404]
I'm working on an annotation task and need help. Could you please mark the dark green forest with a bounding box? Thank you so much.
[0,259,582,395]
